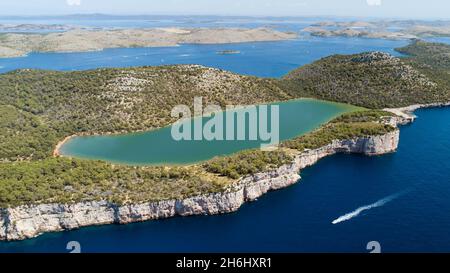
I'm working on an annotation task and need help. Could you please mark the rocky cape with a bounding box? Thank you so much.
[384,102,450,122]
[0,124,404,241]
[301,20,450,40]
[9,99,450,241]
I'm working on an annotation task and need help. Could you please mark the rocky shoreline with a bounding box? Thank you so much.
[384,102,450,121]
[378,103,450,137]
[3,102,448,241]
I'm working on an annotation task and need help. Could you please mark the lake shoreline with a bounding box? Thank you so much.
[52,97,361,165]
[52,135,75,157]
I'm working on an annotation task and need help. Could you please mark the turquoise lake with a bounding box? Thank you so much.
[60,99,358,165]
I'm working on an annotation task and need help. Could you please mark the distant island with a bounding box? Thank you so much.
[0,27,296,58]
[0,23,74,32]
[302,20,450,40]
[216,50,241,55]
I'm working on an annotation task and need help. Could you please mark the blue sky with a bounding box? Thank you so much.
[0,0,449,19]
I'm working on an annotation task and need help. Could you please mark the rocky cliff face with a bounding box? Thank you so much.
[0,130,400,241]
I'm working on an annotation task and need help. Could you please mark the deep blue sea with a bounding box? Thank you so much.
[0,37,409,78]
[0,18,450,253]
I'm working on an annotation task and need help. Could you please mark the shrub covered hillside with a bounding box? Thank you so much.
[0,65,294,207]
[396,40,450,92]
[0,65,289,161]
[280,42,450,108]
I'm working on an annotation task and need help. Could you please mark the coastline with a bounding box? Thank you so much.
[1,102,447,241]
[384,101,450,122]
[52,97,361,160]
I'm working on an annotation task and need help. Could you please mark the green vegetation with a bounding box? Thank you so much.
[396,40,450,95]
[0,66,289,161]
[0,41,449,207]
[0,105,58,161]
[282,110,396,152]
[280,43,450,108]
[283,121,395,152]
[330,110,394,123]
[204,150,292,179]
[0,157,228,207]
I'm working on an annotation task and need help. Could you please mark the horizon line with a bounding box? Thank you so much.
[0,13,449,21]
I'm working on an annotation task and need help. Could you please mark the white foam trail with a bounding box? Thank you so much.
[332,191,406,225]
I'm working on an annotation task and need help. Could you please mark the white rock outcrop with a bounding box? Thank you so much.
[0,129,400,241]
[384,101,450,124]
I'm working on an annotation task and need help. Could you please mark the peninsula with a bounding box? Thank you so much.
[0,27,297,58]
[0,40,449,240]
[302,20,450,40]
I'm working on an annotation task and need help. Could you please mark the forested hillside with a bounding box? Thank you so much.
[281,41,450,108]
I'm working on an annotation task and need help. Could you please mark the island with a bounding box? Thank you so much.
[216,50,241,55]
[302,20,450,40]
[0,27,297,58]
[0,40,449,240]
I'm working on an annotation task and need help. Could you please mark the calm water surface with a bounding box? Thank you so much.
[60,99,358,165]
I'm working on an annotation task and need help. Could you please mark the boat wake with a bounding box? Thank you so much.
[332,191,407,225]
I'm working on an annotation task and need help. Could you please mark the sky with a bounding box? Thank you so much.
[0,0,449,19]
